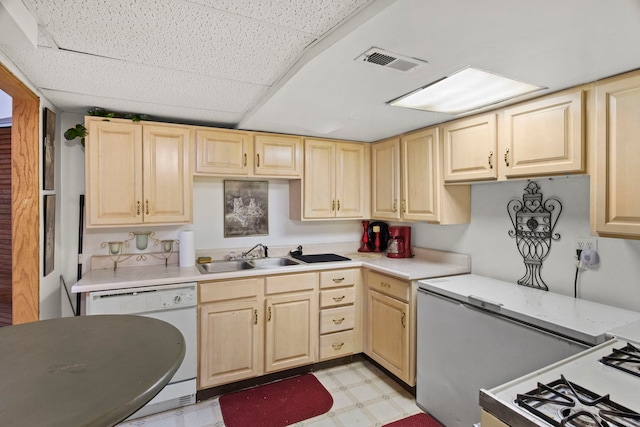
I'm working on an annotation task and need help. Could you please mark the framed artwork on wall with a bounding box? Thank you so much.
[44,194,55,276]
[224,180,269,237]
[43,108,56,190]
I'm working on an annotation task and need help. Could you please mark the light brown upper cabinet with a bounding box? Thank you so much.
[372,129,470,224]
[253,133,302,177]
[443,90,584,183]
[443,113,498,182]
[195,129,302,178]
[500,90,584,179]
[290,139,369,220]
[592,72,640,237]
[85,118,192,227]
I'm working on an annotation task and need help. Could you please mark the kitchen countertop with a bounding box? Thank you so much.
[72,247,470,293]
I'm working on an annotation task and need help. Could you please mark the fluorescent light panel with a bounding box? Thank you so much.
[389,67,544,114]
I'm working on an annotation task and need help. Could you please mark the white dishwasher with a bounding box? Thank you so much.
[85,282,197,419]
[416,274,640,427]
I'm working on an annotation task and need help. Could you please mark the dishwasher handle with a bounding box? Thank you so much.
[467,295,503,312]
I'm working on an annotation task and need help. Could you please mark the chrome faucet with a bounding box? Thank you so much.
[242,243,268,259]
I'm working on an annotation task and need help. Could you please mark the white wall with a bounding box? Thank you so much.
[412,175,640,312]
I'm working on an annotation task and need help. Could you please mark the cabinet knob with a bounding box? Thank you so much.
[504,148,510,167]
[488,151,494,169]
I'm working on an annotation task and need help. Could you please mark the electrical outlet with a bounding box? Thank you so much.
[574,237,598,252]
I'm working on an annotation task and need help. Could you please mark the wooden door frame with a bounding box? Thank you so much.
[0,61,40,324]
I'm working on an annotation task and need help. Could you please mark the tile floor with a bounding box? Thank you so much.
[117,358,424,427]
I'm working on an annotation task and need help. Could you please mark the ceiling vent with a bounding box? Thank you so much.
[356,47,427,72]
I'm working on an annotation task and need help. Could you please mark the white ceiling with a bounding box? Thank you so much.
[2,0,640,142]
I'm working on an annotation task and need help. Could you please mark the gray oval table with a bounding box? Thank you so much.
[0,314,185,427]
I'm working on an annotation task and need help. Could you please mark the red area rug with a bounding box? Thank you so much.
[383,413,443,427]
[219,374,333,427]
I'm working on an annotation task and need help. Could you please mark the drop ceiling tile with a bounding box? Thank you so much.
[0,44,268,114]
[188,0,373,36]
[26,0,315,85]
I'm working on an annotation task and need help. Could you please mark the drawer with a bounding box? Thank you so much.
[265,272,317,295]
[319,269,359,289]
[320,287,355,308]
[320,306,355,334]
[319,330,354,359]
[199,278,260,303]
[367,270,409,302]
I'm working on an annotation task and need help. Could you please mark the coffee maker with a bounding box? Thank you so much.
[387,226,412,258]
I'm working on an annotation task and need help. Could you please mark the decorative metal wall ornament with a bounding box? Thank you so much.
[507,181,562,290]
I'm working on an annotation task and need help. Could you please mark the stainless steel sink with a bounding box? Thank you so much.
[196,260,254,274]
[247,257,301,268]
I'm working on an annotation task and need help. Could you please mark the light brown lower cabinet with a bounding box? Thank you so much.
[198,278,263,389]
[365,270,415,386]
[481,410,510,427]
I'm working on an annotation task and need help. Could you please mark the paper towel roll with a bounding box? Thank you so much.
[179,230,195,267]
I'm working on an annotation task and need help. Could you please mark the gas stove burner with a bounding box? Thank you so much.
[600,342,640,378]
[515,375,640,427]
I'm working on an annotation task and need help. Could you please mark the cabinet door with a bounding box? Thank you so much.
[335,142,366,218]
[195,129,251,175]
[366,289,410,383]
[594,74,640,236]
[199,301,262,388]
[371,138,401,220]
[303,139,336,218]
[501,91,584,178]
[254,133,302,177]
[443,113,497,182]
[86,120,143,226]
[142,125,192,224]
[401,128,439,222]
[265,292,317,373]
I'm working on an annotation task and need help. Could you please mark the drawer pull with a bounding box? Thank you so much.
[256,153,260,167]
[136,200,141,215]
[145,200,149,215]
[401,312,406,328]
[488,151,494,169]
[243,153,247,166]
[254,309,258,325]
[332,295,345,302]
[267,306,272,321]
[504,148,510,167]
[332,317,345,325]
[332,277,345,283]
[380,282,391,288]
[332,342,344,350]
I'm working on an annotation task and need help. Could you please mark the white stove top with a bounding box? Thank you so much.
[481,321,640,426]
